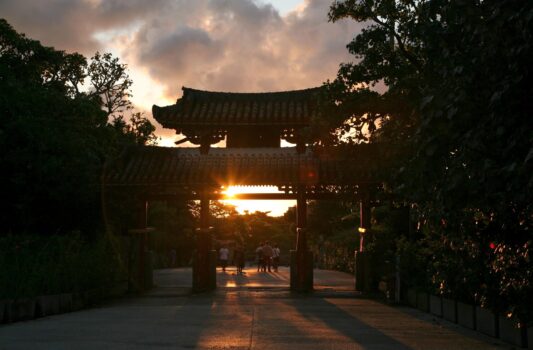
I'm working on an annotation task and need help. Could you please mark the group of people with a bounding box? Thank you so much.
[218,244,245,273]
[217,241,281,273]
[255,241,280,272]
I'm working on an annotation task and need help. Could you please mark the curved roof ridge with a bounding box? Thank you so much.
[153,86,323,129]
[182,86,323,96]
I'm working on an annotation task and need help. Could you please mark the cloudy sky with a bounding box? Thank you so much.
[1,0,363,215]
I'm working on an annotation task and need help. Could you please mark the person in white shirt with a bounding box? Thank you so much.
[219,245,229,272]
[272,243,281,272]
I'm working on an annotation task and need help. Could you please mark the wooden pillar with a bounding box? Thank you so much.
[291,186,313,292]
[296,193,307,251]
[200,194,210,229]
[193,194,215,292]
[135,200,148,292]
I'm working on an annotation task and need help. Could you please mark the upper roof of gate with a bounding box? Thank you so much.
[152,86,323,130]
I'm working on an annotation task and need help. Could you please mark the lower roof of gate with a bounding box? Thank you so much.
[102,145,382,188]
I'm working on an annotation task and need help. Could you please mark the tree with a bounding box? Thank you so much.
[0,19,156,235]
[328,0,532,211]
[326,1,532,318]
[86,52,158,146]
[87,51,133,118]
[110,112,157,145]
[305,200,359,272]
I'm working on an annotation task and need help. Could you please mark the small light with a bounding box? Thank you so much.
[358,227,366,234]
[489,242,496,250]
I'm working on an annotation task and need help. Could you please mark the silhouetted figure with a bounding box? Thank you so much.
[262,241,273,272]
[272,243,280,272]
[219,245,229,272]
[234,245,245,274]
[256,242,264,272]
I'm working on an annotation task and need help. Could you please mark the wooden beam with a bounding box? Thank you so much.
[200,193,210,229]
[296,191,307,229]
[141,192,378,201]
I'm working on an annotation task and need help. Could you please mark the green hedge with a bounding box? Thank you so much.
[0,233,125,299]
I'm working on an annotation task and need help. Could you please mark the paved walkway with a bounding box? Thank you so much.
[0,267,511,349]
[154,266,354,292]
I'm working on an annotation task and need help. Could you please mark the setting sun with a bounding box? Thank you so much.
[221,186,295,217]
[222,186,240,199]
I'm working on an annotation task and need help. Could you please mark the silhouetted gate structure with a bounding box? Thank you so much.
[104,87,383,292]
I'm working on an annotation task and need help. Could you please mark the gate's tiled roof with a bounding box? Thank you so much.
[103,146,380,188]
[152,87,323,130]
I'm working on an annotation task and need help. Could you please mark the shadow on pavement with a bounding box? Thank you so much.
[292,297,414,349]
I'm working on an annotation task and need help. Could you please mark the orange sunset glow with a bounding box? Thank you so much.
[221,186,295,217]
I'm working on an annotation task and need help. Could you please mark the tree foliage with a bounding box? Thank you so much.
[110,112,157,146]
[87,51,133,117]
[305,200,360,272]
[328,0,532,210]
[326,0,532,318]
[0,19,156,235]
[212,207,293,262]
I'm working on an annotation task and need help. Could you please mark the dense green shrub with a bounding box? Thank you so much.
[312,228,359,273]
[0,233,125,299]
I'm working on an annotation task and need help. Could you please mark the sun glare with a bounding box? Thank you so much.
[222,186,279,198]
[221,186,295,217]
[223,186,239,199]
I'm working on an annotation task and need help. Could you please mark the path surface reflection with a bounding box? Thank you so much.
[0,268,509,349]
[155,266,356,291]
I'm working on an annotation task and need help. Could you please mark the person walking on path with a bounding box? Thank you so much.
[234,245,245,274]
[255,242,264,272]
[219,245,229,272]
[272,243,280,272]
[262,241,273,272]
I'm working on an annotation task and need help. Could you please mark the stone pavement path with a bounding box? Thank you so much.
[154,266,354,292]
[0,267,511,349]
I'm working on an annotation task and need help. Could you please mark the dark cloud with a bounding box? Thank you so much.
[127,0,363,96]
[1,0,364,135]
[0,0,170,54]
[1,0,362,91]
[140,26,221,81]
